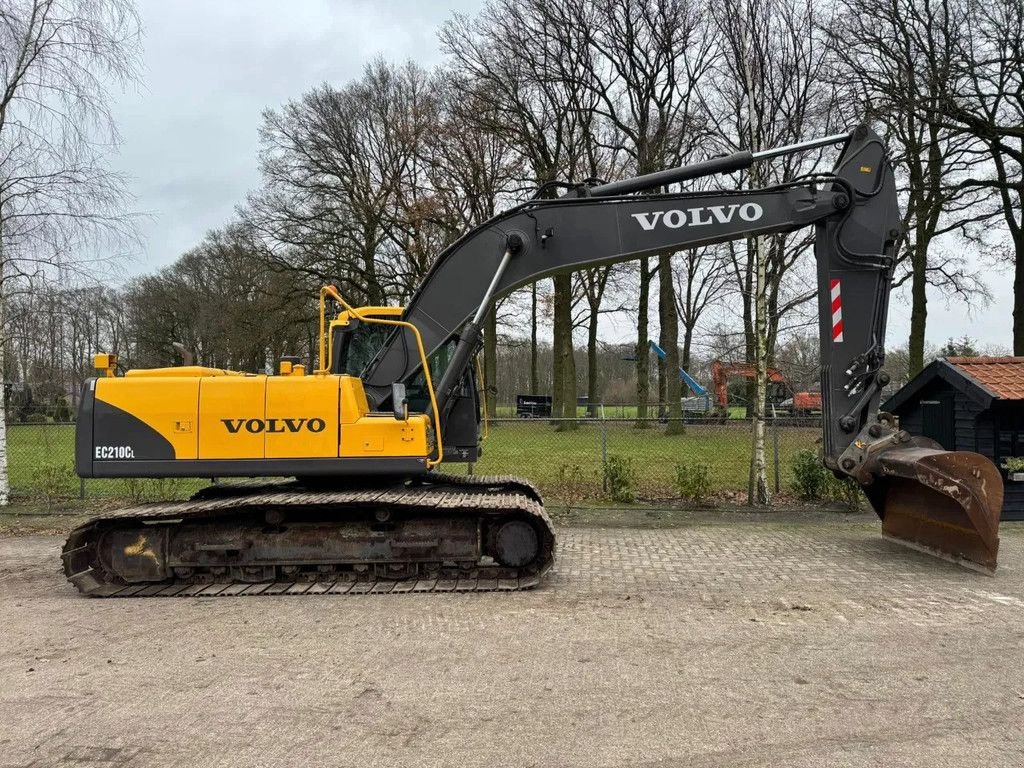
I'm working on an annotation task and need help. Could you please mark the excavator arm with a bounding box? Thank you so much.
[362,124,1001,573]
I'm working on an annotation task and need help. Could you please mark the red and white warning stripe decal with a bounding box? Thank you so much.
[830,278,844,342]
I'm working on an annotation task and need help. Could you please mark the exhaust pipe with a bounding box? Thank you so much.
[860,439,1002,574]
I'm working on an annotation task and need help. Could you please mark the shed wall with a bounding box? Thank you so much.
[889,377,1024,521]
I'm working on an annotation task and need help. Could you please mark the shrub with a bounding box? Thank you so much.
[30,463,76,506]
[791,448,863,508]
[791,448,829,500]
[552,463,589,510]
[674,462,712,503]
[53,397,73,423]
[826,473,863,509]
[1002,457,1024,473]
[604,454,635,503]
[122,477,187,503]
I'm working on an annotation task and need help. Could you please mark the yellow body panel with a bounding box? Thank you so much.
[127,366,242,378]
[95,377,200,459]
[340,415,429,458]
[265,376,340,459]
[339,376,370,424]
[336,375,428,457]
[198,376,267,459]
[95,369,430,463]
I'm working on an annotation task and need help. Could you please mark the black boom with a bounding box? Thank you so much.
[362,124,900,466]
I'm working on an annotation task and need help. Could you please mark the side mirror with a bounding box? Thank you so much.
[392,382,409,421]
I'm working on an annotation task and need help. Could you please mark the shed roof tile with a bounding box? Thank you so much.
[945,356,1024,400]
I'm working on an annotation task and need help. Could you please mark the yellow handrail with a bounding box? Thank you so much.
[319,286,444,469]
[317,288,330,374]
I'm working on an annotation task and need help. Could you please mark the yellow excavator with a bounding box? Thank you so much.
[62,124,1003,597]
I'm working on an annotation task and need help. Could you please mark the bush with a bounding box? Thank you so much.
[122,477,188,503]
[552,463,590,509]
[674,462,712,503]
[791,448,829,500]
[30,462,76,506]
[825,473,863,509]
[791,448,863,508]
[24,413,48,424]
[53,397,73,422]
[604,454,635,503]
[1002,456,1024,473]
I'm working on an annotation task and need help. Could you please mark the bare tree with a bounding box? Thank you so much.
[703,0,840,503]
[249,60,446,310]
[125,222,312,371]
[829,0,994,374]
[673,244,731,373]
[549,0,717,431]
[441,0,605,429]
[0,0,141,503]
[427,76,520,416]
[575,265,630,415]
[935,0,1024,352]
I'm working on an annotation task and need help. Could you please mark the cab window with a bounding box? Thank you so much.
[333,322,391,376]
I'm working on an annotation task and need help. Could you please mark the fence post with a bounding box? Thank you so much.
[601,413,608,493]
[772,418,781,493]
[80,477,86,500]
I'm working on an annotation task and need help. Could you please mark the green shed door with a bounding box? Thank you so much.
[920,397,955,449]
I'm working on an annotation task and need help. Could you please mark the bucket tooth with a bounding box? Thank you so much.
[863,446,1002,574]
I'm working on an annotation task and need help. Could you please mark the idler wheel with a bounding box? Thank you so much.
[493,520,539,568]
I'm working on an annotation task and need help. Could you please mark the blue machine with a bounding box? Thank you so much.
[648,340,711,413]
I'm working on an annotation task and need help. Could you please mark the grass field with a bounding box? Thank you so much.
[5,420,819,504]
[459,420,817,501]
[7,424,207,503]
[493,404,751,419]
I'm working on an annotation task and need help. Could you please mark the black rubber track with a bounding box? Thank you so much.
[61,474,555,597]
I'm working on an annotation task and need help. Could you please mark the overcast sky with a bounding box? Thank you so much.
[109,0,1014,352]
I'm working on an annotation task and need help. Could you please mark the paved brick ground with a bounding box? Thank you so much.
[1,518,1022,767]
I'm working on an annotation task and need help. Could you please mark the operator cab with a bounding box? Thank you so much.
[327,305,483,463]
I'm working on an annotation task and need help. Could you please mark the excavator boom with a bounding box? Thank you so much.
[361,123,1001,573]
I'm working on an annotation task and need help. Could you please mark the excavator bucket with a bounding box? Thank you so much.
[861,443,1003,574]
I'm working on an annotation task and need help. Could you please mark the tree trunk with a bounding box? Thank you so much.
[530,283,539,394]
[551,277,563,423]
[484,306,497,418]
[908,238,927,373]
[0,247,8,507]
[656,348,667,420]
[743,34,769,506]
[1010,143,1024,356]
[749,234,770,505]
[553,272,577,431]
[1014,234,1024,356]
[587,309,599,417]
[681,324,693,374]
[741,247,755,419]
[659,253,684,435]
[634,260,651,428]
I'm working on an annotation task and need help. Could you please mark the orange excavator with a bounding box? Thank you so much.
[710,360,822,415]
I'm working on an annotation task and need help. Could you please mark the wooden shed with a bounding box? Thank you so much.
[883,356,1024,521]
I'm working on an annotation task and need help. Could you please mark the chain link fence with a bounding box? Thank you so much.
[4,416,825,506]
[457,417,820,503]
[6,422,209,504]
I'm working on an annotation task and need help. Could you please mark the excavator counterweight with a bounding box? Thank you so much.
[63,123,1002,597]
